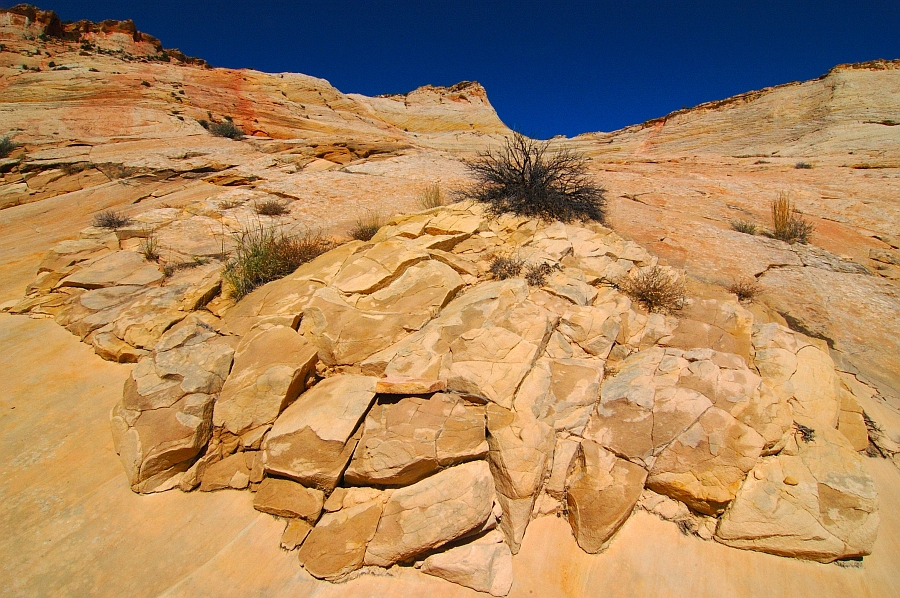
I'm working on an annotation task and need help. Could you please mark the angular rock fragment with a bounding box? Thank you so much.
[344,393,487,486]
[448,327,539,408]
[253,477,324,521]
[365,461,496,567]
[263,375,377,491]
[214,325,318,438]
[282,519,313,551]
[374,376,447,394]
[199,451,251,491]
[647,407,766,515]
[513,357,603,435]
[566,440,647,553]
[419,530,514,597]
[331,237,429,294]
[58,250,164,289]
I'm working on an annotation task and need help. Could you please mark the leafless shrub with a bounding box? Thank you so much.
[794,421,816,443]
[728,277,760,302]
[207,119,244,140]
[418,181,444,209]
[461,132,607,223]
[223,224,334,299]
[771,193,814,244]
[0,135,19,158]
[730,219,758,235]
[255,199,289,216]
[349,211,385,241]
[794,161,813,169]
[489,255,524,280]
[615,266,685,314]
[524,262,561,286]
[92,210,132,229]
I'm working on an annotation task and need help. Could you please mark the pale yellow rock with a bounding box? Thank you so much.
[298,496,386,580]
[837,388,870,451]
[263,375,377,491]
[486,405,554,501]
[374,376,447,394]
[365,461,496,567]
[448,326,539,408]
[716,426,879,562]
[199,451,252,492]
[281,519,313,551]
[331,238,429,294]
[354,259,464,314]
[344,393,487,486]
[419,530,514,597]
[513,357,603,435]
[647,407,766,516]
[790,345,842,428]
[213,325,318,436]
[557,303,622,358]
[58,250,164,289]
[566,440,647,553]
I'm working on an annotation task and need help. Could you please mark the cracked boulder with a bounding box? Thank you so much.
[344,392,487,486]
[716,425,878,562]
[419,530,514,597]
[263,375,377,492]
[109,316,237,493]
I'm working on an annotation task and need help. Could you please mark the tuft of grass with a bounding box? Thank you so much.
[524,262,561,286]
[771,193,814,244]
[92,210,133,229]
[0,135,19,158]
[794,161,813,169]
[255,199,289,216]
[730,219,758,235]
[140,235,160,262]
[615,266,685,314]
[223,224,334,299]
[349,211,385,241]
[462,131,607,223]
[489,255,524,280]
[208,120,244,140]
[728,277,760,302]
[418,181,445,209]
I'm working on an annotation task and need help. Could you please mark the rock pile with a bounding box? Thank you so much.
[17,201,883,593]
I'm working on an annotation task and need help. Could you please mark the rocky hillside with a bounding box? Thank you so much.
[2,5,900,597]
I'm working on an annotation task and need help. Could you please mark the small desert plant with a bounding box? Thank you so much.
[255,199,289,216]
[223,225,334,299]
[0,135,19,158]
[92,210,133,229]
[218,199,243,210]
[140,235,160,262]
[489,255,524,280]
[418,181,445,209]
[462,132,607,223]
[794,421,816,443]
[208,120,244,140]
[794,161,813,169]
[771,193,814,244]
[615,266,685,314]
[349,211,385,241]
[730,219,758,235]
[524,262,561,286]
[728,277,760,302]
[140,80,150,87]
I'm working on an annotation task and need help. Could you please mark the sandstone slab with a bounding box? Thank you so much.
[419,530,513,596]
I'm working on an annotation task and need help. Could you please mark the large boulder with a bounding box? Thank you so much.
[344,393,487,486]
[566,440,647,553]
[263,375,377,491]
[647,407,766,515]
[514,357,603,435]
[364,460,496,567]
[213,325,318,440]
[716,425,879,562]
[110,316,236,493]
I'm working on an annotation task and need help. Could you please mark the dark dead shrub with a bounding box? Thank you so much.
[208,120,244,140]
[462,132,607,223]
[489,255,524,280]
[730,219,758,235]
[92,210,133,229]
[255,199,289,216]
[794,161,813,169]
[0,135,19,158]
[728,277,761,302]
[349,211,385,241]
[524,262,561,286]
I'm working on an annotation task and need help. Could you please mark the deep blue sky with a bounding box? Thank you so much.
[36,1,900,138]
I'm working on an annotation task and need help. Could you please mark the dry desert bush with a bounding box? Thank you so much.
[223,224,334,299]
[0,135,18,158]
[730,219,758,235]
[462,132,607,223]
[255,199,289,216]
[92,210,132,229]
[615,266,685,314]
[728,277,761,302]
[418,181,445,209]
[524,262,561,286]
[488,255,524,280]
[349,211,385,241]
[771,193,814,244]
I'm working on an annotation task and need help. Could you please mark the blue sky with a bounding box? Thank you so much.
[41,1,900,138]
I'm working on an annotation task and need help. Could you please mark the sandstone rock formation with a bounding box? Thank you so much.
[3,8,899,595]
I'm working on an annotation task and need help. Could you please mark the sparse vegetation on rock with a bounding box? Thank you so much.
[255,199,289,216]
[201,118,244,140]
[730,219,758,235]
[524,261,560,286]
[0,135,19,158]
[349,211,385,241]
[418,181,445,209]
[92,209,132,229]
[728,277,760,302]
[770,193,814,244]
[614,265,685,313]
[794,161,813,169]
[488,255,524,280]
[462,132,607,223]
[223,224,334,299]
[139,235,160,262]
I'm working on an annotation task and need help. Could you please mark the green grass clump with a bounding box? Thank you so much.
[730,219,758,235]
[223,225,334,299]
[0,136,19,158]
